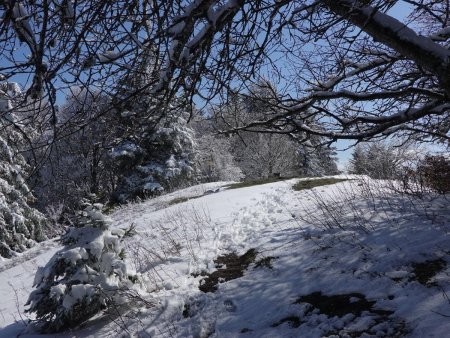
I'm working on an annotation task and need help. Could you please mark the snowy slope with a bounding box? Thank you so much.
[0,177,449,338]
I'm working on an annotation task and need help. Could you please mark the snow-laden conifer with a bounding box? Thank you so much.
[0,82,47,258]
[111,109,196,203]
[26,201,139,332]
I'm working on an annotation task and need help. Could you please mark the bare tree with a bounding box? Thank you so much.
[30,88,118,210]
[155,0,450,143]
[348,141,419,179]
[1,0,449,145]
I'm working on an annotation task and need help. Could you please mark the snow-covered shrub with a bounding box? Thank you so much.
[26,201,139,332]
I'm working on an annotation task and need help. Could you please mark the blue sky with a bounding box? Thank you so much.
[332,1,413,170]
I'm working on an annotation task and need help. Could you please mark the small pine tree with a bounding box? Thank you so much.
[26,201,138,332]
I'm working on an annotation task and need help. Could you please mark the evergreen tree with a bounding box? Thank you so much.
[348,145,369,175]
[297,143,339,177]
[26,201,138,332]
[0,82,47,258]
[317,146,340,175]
[111,111,196,203]
[110,51,196,203]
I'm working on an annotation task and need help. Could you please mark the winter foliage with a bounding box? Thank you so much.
[195,133,244,182]
[0,82,47,258]
[108,51,197,203]
[231,133,301,179]
[348,142,417,179]
[209,89,339,180]
[0,135,47,258]
[416,154,450,194]
[30,88,117,211]
[111,113,196,203]
[297,144,339,177]
[25,201,138,332]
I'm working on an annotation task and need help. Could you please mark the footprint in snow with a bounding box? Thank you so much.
[224,299,237,312]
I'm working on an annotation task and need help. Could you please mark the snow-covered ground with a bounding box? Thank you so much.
[0,176,449,337]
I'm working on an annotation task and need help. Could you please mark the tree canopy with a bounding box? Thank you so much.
[0,1,448,144]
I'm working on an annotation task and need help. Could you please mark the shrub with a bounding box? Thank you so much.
[417,155,450,194]
[26,201,139,332]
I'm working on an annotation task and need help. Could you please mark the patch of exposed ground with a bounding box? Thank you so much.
[295,292,389,317]
[197,249,257,293]
[292,178,349,191]
[224,176,299,189]
[294,292,408,337]
[411,258,447,286]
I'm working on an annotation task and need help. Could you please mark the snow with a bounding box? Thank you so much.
[12,3,32,33]
[110,142,142,159]
[0,82,21,115]
[49,284,66,300]
[169,21,186,36]
[11,2,36,51]
[62,284,96,310]
[97,50,128,64]
[430,27,450,41]
[312,57,389,90]
[61,247,88,264]
[0,176,449,337]
[360,5,450,63]
[0,240,59,333]
[186,24,209,50]
[207,0,239,26]
[143,182,163,192]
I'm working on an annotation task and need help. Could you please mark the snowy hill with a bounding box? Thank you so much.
[0,177,449,338]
